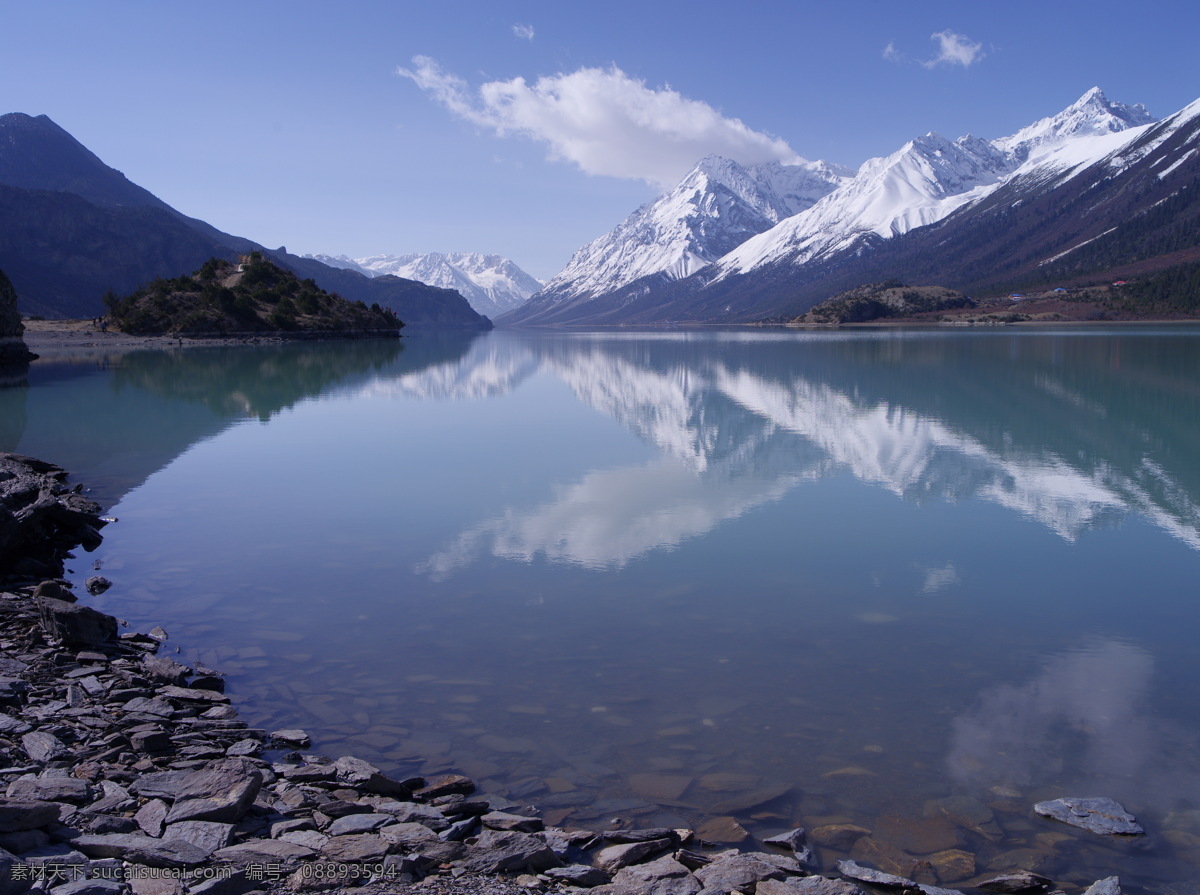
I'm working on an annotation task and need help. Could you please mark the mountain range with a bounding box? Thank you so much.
[0,113,490,328]
[304,252,541,319]
[503,88,1200,325]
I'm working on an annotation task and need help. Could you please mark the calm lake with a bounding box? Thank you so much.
[6,326,1200,891]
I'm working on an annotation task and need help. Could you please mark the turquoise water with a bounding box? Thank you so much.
[6,327,1200,890]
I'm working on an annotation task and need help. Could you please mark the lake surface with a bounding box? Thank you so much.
[6,326,1200,891]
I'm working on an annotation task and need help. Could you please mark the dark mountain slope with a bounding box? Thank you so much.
[0,114,488,327]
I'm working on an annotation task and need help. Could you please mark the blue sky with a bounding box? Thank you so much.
[3,1,1197,280]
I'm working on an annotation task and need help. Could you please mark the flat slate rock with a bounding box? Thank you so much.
[0,801,60,833]
[606,855,702,895]
[21,729,69,762]
[211,838,316,864]
[163,759,262,824]
[544,865,613,887]
[70,833,209,868]
[1033,797,1143,835]
[459,829,561,874]
[695,853,786,891]
[1083,879,1122,895]
[836,860,916,888]
[162,820,235,856]
[595,838,673,872]
[758,879,867,895]
[7,773,92,803]
[978,870,1054,893]
[324,812,395,836]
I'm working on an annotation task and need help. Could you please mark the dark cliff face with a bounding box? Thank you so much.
[0,267,32,370]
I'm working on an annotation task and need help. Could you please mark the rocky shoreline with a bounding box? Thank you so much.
[0,455,1134,894]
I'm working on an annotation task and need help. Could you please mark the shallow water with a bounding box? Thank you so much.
[7,327,1200,890]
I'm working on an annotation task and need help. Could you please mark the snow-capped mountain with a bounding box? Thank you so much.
[502,156,850,324]
[714,87,1157,280]
[500,88,1200,326]
[303,252,541,319]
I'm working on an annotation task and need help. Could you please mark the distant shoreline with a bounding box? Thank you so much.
[21,319,400,353]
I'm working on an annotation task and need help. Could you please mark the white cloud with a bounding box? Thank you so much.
[397,56,800,187]
[885,31,985,69]
[512,23,534,41]
[922,30,984,68]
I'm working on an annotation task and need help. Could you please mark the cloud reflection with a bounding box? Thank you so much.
[948,639,1156,790]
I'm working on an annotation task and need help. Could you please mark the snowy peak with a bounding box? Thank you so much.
[715,88,1160,280]
[995,87,1155,161]
[520,154,850,310]
[301,251,541,318]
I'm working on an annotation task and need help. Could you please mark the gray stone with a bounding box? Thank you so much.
[1033,797,1143,835]
[35,597,117,648]
[17,842,88,868]
[161,821,234,857]
[377,800,449,830]
[0,714,32,735]
[1083,879,1122,895]
[211,838,315,865]
[20,730,69,763]
[320,833,390,862]
[70,833,209,868]
[695,853,787,891]
[438,816,478,841]
[121,697,174,718]
[413,773,475,799]
[380,821,441,849]
[324,812,394,836]
[162,759,262,824]
[131,770,190,800]
[85,815,138,835]
[278,830,328,850]
[331,755,413,797]
[595,838,673,872]
[544,865,612,887]
[130,730,173,753]
[7,773,91,803]
[269,729,310,748]
[84,576,112,596]
[759,879,867,895]
[602,827,679,844]
[134,800,168,837]
[836,859,916,887]
[156,686,228,704]
[764,827,807,850]
[608,855,702,895]
[459,829,561,873]
[482,810,544,833]
[978,871,1054,893]
[0,801,59,833]
[141,656,190,686]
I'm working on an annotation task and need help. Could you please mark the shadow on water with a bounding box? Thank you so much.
[2,332,486,505]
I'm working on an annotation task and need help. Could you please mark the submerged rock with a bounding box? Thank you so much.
[978,869,1054,892]
[1033,797,1144,835]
